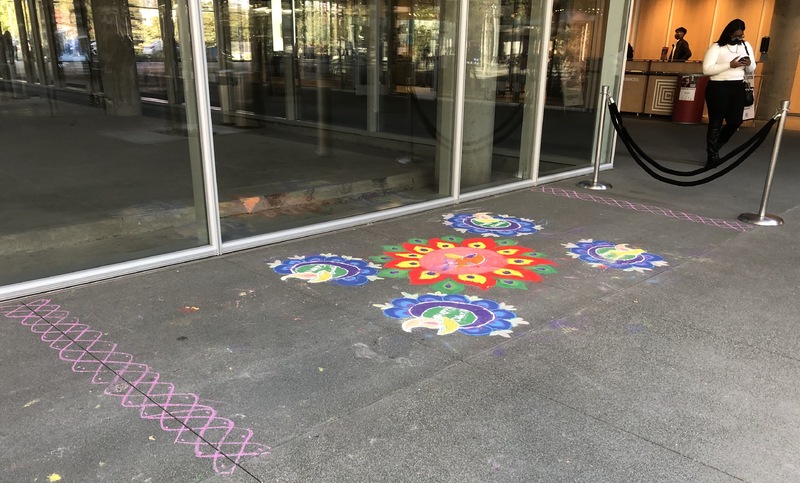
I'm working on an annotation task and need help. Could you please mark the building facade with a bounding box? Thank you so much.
[2,0,796,300]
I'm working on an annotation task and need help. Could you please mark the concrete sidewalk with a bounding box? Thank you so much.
[2,118,799,482]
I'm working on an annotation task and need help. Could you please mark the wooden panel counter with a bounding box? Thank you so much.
[620,60,704,115]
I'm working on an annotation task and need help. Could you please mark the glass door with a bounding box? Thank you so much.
[458,0,550,192]
[456,0,630,189]
[539,0,623,177]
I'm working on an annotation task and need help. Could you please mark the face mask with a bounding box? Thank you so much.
[674,34,680,40]
[729,38,743,45]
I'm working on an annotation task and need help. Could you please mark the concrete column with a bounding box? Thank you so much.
[174,0,207,234]
[435,53,455,193]
[25,0,48,84]
[40,0,64,86]
[755,0,800,119]
[0,29,9,79]
[73,0,98,94]
[519,0,548,180]
[213,0,236,123]
[434,0,458,194]
[158,0,182,130]
[90,0,142,116]
[461,0,500,187]
[13,0,34,84]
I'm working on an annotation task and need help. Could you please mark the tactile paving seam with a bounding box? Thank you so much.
[532,186,754,232]
[0,299,270,476]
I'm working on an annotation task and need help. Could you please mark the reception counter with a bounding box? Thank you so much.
[620,60,703,116]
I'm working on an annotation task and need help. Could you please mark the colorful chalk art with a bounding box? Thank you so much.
[563,239,668,272]
[268,254,382,286]
[371,236,557,294]
[442,212,543,237]
[375,293,528,337]
[265,213,670,340]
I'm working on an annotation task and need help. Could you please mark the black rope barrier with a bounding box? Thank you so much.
[608,102,774,176]
[608,101,778,186]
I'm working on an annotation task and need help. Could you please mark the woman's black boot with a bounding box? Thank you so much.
[706,125,722,167]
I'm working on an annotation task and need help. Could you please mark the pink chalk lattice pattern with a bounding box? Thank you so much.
[532,186,754,232]
[0,299,269,476]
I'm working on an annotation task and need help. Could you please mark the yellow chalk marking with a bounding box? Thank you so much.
[23,399,40,408]
[48,474,62,482]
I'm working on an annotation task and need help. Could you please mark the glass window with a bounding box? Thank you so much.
[539,0,613,177]
[459,0,549,192]
[205,0,457,242]
[0,0,210,286]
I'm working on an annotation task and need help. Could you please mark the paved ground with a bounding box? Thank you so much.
[2,117,800,482]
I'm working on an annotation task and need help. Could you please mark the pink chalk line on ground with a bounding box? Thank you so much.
[0,299,269,477]
[532,186,754,232]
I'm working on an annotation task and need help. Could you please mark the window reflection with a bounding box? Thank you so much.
[456,0,612,190]
[540,0,610,175]
[206,0,459,242]
[0,0,209,286]
[0,0,626,288]
[459,0,546,192]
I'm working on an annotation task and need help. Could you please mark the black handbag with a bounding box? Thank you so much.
[744,81,754,106]
[743,44,754,106]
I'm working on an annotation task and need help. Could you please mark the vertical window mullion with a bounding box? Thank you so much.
[185,0,223,253]
[450,0,469,199]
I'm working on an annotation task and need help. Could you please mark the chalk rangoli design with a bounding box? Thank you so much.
[442,212,542,237]
[563,239,668,272]
[0,299,269,476]
[375,292,528,337]
[371,236,557,293]
[533,186,754,232]
[268,253,382,286]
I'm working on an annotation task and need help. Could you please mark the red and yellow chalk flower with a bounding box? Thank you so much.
[371,236,557,294]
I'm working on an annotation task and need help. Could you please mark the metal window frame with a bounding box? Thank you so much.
[2,0,637,303]
[188,0,223,254]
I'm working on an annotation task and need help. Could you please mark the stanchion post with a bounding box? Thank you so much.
[578,85,611,190]
[738,100,790,226]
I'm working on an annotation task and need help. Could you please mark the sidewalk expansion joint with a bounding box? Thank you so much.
[0,299,269,480]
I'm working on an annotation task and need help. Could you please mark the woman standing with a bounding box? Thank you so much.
[702,19,757,167]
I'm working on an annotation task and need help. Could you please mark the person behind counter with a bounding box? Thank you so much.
[702,19,756,167]
[670,27,691,62]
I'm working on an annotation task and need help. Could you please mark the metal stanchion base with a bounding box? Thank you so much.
[737,213,784,226]
[577,180,611,190]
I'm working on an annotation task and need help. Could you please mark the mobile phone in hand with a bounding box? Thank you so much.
[740,56,750,62]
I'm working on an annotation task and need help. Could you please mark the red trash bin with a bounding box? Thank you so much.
[672,75,709,124]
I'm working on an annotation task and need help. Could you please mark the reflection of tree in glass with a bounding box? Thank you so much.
[129,4,163,57]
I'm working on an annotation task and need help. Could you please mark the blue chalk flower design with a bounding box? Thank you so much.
[442,212,542,237]
[563,239,668,272]
[268,254,382,286]
[375,292,528,337]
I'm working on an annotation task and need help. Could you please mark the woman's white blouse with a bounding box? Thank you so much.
[702,41,757,80]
